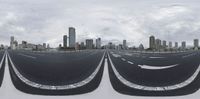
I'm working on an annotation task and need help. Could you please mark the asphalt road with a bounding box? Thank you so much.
[7,50,105,95]
[0,50,5,87]
[108,50,200,96]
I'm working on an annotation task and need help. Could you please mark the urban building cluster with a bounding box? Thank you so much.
[105,35,200,51]
[149,35,199,51]
[10,36,50,51]
[106,40,131,50]
[59,27,102,50]
[2,28,200,52]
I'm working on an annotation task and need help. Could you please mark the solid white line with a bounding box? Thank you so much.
[149,57,165,59]
[108,52,200,91]
[138,64,179,70]
[112,54,121,58]
[0,52,6,69]
[127,61,134,64]
[121,58,126,61]
[7,51,105,90]
[18,53,36,59]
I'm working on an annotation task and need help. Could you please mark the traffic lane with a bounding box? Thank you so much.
[114,50,195,58]
[111,51,198,66]
[107,56,200,96]
[109,52,200,86]
[8,52,105,95]
[8,50,105,85]
[12,50,96,59]
[110,51,183,66]
[0,51,4,61]
[0,50,5,87]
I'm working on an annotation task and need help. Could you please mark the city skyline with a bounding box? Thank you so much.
[1,0,200,47]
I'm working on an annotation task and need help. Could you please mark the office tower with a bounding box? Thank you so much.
[169,41,172,48]
[123,40,127,49]
[149,36,155,49]
[80,42,85,49]
[10,36,14,46]
[86,39,93,49]
[162,40,167,49]
[194,39,199,48]
[108,42,115,49]
[10,36,15,49]
[75,42,80,50]
[182,41,186,49]
[175,42,178,48]
[155,39,161,50]
[96,38,101,49]
[43,43,46,49]
[63,35,67,48]
[69,27,76,48]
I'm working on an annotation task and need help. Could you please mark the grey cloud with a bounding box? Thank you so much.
[0,0,200,47]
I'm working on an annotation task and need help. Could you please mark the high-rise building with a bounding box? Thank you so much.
[194,39,199,48]
[69,27,76,48]
[10,36,14,46]
[63,35,67,48]
[162,40,167,49]
[80,42,85,49]
[155,39,161,50]
[123,40,127,49]
[43,43,47,49]
[169,41,172,48]
[86,39,93,49]
[149,36,155,49]
[175,42,178,48]
[182,41,186,49]
[10,36,15,49]
[75,42,80,50]
[96,38,101,49]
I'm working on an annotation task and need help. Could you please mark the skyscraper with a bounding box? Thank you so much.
[80,42,85,49]
[123,40,127,49]
[175,42,178,48]
[69,27,76,48]
[86,39,93,49]
[162,40,167,49]
[96,38,101,49]
[10,36,14,47]
[63,35,67,48]
[169,41,172,48]
[155,39,161,50]
[194,39,199,48]
[182,41,186,49]
[149,36,155,49]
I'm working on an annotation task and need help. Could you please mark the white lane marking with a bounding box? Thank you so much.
[138,64,178,70]
[121,58,126,61]
[112,54,121,58]
[7,51,105,90]
[18,53,36,59]
[182,53,196,58]
[0,52,6,69]
[124,53,132,56]
[149,57,165,59]
[108,53,200,91]
[127,61,134,64]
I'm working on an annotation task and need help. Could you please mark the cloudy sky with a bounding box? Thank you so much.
[0,0,200,47]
